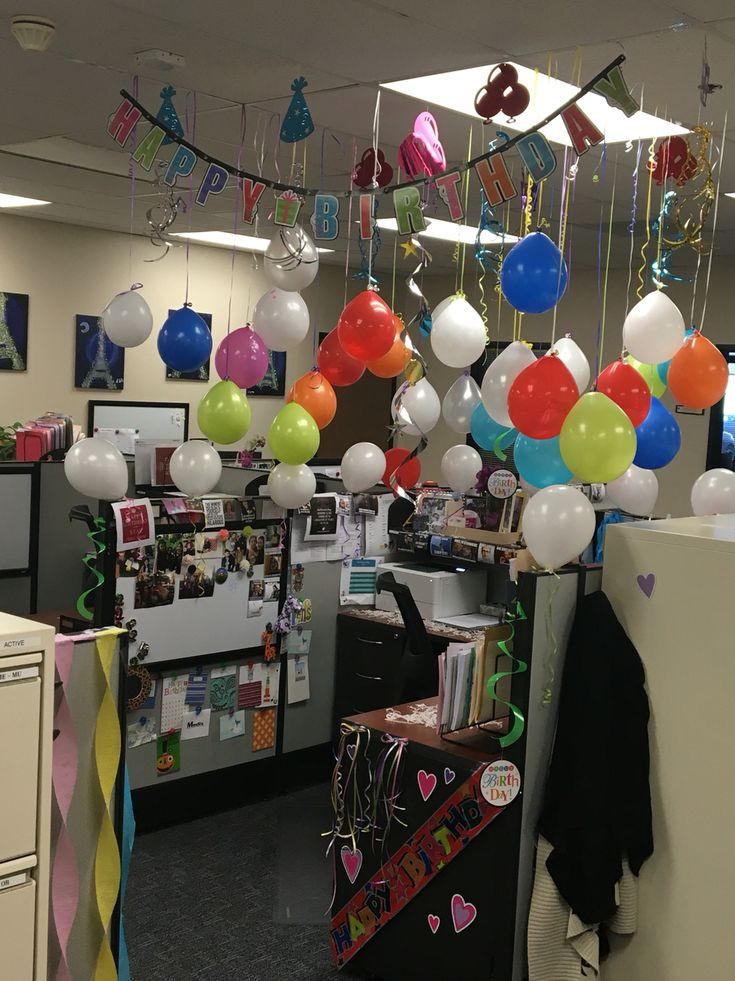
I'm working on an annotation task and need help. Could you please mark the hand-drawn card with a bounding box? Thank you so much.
[220,710,245,741]
[156,732,180,775]
[160,675,188,733]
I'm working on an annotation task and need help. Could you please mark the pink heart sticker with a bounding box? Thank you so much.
[427,914,440,934]
[451,893,477,933]
[417,769,437,802]
[340,845,363,884]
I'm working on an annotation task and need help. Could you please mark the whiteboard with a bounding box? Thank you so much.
[0,472,32,570]
[88,401,187,443]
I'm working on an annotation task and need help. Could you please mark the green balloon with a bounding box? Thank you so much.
[197,380,252,445]
[560,391,636,483]
[625,354,666,399]
[268,402,320,465]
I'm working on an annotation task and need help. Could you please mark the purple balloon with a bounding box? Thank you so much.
[215,326,269,389]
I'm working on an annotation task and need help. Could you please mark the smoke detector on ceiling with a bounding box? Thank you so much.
[134,49,186,71]
[11,15,56,51]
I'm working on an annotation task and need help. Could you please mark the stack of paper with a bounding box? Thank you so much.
[436,635,512,734]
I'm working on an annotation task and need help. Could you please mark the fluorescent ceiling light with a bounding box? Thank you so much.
[377,216,517,246]
[0,192,51,208]
[169,231,333,253]
[383,63,687,146]
[725,193,735,199]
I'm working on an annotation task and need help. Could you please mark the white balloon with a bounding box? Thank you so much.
[547,336,590,393]
[101,289,153,347]
[341,442,386,493]
[441,444,482,494]
[169,440,222,497]
[392,379,441,436]
[623,290,685,364]
[442,374,482,434]
[263,225,319,292]
[606,464,658,516]
[430,295,487,368]
[267,462,316,509]
[691,468,735,516]
[430,295,453,324]
[481,341,536,427]
[522,484,595,569]
[252,288,309,352]
[64,437,128,501]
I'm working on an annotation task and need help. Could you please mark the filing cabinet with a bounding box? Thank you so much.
[0,612,54,981]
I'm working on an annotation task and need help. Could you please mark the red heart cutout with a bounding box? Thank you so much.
[353,148,393,189]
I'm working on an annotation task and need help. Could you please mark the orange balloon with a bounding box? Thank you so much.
[667,330,728,409]
[286,370,337,429]
[367,317,411,378]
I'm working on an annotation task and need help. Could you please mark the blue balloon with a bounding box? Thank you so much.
[157,306,212,373]
[633,396,681,469]
[470,403,517,452]
[500,232,568,314]
[515,434,572,488]
[658,327,695,385]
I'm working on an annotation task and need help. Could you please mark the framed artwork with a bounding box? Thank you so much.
[165,310,212,381]
[74,314,125,390]
[247,349,287,397]
[0,291,29,371]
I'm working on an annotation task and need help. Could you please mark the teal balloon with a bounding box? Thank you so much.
[658,327,695,385]
[470,403,517,452]
[515,434,572,488]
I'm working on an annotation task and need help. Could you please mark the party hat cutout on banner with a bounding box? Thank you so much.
[156,86,184,145]
[280,77,315,143]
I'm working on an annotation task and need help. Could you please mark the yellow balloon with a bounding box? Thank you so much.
[560,391,636,483]
[625,354,666,399]
[268,402,320,465]
[197,380,252,445]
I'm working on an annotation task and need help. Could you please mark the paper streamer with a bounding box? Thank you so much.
[485,600,528,748]
[117,767,135,981]
[77,516,107,622]
[93,629,124,981]
[52,635,80,981]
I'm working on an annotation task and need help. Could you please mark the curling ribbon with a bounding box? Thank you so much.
[77,516,107,622]
[118,767,136,981]
[389,379,429,507]
[370,733,407,848]
[485,600,528,748]
[93,628,125,981]
[52,636,80,981]
[405,238,433,336]
[492,428,514,462]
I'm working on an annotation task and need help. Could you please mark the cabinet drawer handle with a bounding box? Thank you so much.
[355,671,384,682]
[356,637,384,646]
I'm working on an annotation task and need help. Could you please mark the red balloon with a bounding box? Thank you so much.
[667,330,728,409]
[507,355,579,439]
[317,328,365,387]
[337,290,395,361]
[382,447,421,493]
[597,359,651,427]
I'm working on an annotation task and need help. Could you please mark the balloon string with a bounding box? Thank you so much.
[625,139,643,322]
[225,104,247,377]
[599,157,617,375]
[367,89,381,287]
[458,125,474,295]
[698,110,727,335]
[76,517,107,621]
[593,144,607,380]
[551,146,570,346]
[128,74,139,281]
[343,138,357,308]
[184,90,198,305]
[541,573,561,705]
[390,174,399,310]
[636,135,655,299]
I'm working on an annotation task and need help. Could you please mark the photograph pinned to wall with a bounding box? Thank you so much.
[156,732,181,775]
[265,524,280,549]
[74,314,125,389]
[240,499,257,524]
[264,550,283,577]
[264,578,280,602]
[179,560,217,599]
[116,543,156,577]
[222,498,240,522]
[220,709,245,741]
[0,291,29,371]
[165,310,212,380]
[247,532,265,567]
[248,578,264,617]
[155,535,184,574]
[247,349,286,397]
[134,570,176,609]
[195,531,224,559]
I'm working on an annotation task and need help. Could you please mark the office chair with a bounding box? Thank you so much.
[376,571,438,705]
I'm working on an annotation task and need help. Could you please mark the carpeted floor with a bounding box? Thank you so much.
[125,784,345,981]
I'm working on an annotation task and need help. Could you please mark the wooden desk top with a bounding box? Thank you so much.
[347,697,506,764]
[338,605,487,644]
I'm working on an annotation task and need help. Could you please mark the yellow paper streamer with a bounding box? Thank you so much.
[93,629,124,981]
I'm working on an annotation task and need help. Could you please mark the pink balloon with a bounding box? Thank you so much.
[215,326,269,389]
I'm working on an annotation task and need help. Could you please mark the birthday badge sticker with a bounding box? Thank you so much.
[479,761,521,806]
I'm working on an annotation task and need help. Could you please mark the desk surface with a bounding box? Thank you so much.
[347,697,506,764]
[338,605,486,643]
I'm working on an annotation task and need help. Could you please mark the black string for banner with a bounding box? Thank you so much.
[116,54,627,199]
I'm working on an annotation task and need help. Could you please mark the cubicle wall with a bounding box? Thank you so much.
[0,464,37,614]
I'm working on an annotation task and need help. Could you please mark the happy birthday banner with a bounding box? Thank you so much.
[107,55,637,241]
[329,762,513,966]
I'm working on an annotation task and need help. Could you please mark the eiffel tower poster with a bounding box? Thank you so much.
[0,291,29,372]
[74,315,125,390]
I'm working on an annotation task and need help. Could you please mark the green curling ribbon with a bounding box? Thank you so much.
[492,428,514,462]
[76,516,107,621]
[486,600,528,748]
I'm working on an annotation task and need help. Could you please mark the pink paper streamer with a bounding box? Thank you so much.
[52,635,80,981]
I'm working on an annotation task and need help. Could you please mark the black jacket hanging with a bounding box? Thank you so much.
[538,589,653,924]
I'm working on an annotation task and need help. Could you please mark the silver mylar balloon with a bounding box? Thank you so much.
[441,374,482,435]
[263,224,319,292]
